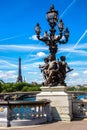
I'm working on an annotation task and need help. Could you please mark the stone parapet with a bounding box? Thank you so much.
[36,86,73,121]
[0,100,51,127]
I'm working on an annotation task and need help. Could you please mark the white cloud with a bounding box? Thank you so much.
[77,43,87,49]
[0,70,17,80]
[0,43,87,58]
[83,70,87,74]
[0,45,47,51]
[0,60,17,69]
[29,35,38,40]
[59,44,87,56]
[69,61,87,66]
[66,78,83,86]
[36,52,46,57]
[22,62,44,71]
[28,72,38,75]
[71,72,79,77]
[66,30,87,57]
[0,35,23,42]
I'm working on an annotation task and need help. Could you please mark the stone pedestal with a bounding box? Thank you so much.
[0,105,9,127]
[36,86,73,121]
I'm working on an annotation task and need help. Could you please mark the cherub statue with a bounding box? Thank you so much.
[39,57,49,82]
[58,56,73,85]
[47,54,59,86]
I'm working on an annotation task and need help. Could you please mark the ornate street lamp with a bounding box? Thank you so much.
[34,23,41,38]
[35,5,69,59]
[64,28,70,41]
[35,5,71,86]
[58,19,64,32]
[46,5,58,28]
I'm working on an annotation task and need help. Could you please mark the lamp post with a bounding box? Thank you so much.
[35,5,71,86]
[35,5,69,60]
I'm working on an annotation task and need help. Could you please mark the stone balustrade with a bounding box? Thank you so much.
[0,100,51,127]
[1,90,87,127]
[72,99,87,119]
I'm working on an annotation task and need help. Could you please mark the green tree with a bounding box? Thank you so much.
[0,83,2,93]
[67,87,76,91]
[0,82,41,93]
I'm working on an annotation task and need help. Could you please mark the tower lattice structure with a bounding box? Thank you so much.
[16,57,23,82]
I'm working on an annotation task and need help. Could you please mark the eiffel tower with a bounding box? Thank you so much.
[16,57,23,82]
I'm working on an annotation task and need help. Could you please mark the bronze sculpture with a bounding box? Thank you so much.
[35,5,73,86]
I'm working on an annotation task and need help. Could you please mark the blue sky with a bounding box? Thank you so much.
[0,0,87,86]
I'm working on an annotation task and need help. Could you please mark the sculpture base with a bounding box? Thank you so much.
[40,85,67,92]
[36,86,73,122]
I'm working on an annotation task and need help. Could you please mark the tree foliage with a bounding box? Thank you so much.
[67,86,87,92]
[0,82,41,93]
[67,87,77,91]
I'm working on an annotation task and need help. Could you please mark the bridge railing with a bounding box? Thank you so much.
[0,100,51,127]
[72,99,87,119]
[69,91,87,119]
